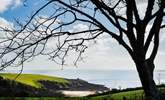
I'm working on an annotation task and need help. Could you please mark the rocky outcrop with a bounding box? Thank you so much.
[38,78,109,92]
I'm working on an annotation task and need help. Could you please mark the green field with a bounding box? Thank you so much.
[0,73,69,88]
[91,90,144,100]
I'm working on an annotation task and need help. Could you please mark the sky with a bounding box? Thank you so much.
[0,0,165,71]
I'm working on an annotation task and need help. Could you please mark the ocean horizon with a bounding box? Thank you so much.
[2,69,165,89]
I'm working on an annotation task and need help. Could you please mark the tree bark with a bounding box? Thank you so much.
[135,59,160,100]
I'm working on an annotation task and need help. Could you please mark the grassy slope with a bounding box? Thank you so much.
[112,90,144,100]
[0,73,69,88]
[91,90,144,100]
[91,87,165,100]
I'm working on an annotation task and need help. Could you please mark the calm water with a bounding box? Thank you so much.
[3,69,165,89]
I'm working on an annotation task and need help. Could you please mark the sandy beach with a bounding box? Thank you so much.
[60,91,96,97]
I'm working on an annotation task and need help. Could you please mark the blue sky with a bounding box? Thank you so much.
[0,0,47,21]
[0,0,165,71]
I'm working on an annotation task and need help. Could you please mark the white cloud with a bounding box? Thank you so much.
[136,3,148,19]
[0,0,22,13]
[145,22,165,43]
[158,51,165,56]
[0,17,13,47]
[115,0,158,20]
[69,23,89,33]
[160,29,165,42]
[37,16,62,26]
[15,0,22,6]
[159,22,165,42]
[12,0,22,9]
[136,0,158,20]
[0,17,13,28]
[0,0,12,13]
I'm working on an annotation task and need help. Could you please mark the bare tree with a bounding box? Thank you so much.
[0,0,165,100]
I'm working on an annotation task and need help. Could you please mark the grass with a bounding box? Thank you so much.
[0,73,69,88]
[111,90,144,100]
[91,90,144,100]
[90,86,165,100]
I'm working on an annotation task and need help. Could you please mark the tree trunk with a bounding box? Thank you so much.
[135,59,160,100]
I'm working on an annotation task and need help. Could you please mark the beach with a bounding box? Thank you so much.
[60,91,96,97]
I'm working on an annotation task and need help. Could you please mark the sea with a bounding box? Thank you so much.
[3,69,165,89]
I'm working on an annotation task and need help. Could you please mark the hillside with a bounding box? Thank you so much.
[0,73,68,88]
[0,73,109,97]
